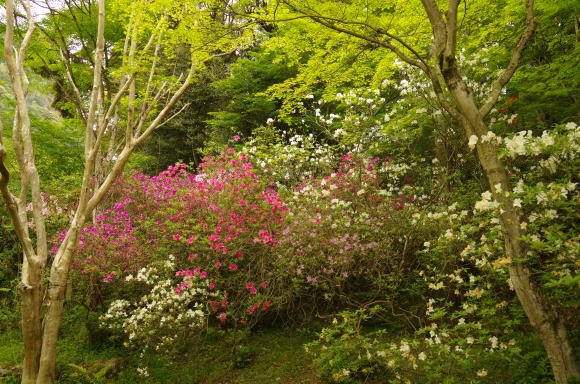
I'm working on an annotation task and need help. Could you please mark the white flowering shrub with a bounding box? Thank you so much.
[242,125,339,188]
[305,122,579,383]
[101,256,217,357]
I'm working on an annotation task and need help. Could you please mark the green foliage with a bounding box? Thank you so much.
[0,64,85,195]
[305,308,388,383]
[205,49,297,147]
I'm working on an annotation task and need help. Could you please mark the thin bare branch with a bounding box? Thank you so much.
[59,50,88,123]
[153,102,191,130]
[480,0,537,117]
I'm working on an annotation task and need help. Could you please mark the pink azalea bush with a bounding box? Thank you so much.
[57,149,288,324]
[61,145,430,342]
[273,154,426,312]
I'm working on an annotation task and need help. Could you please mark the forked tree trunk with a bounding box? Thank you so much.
[441,61,580,384]
[1,0,198,382]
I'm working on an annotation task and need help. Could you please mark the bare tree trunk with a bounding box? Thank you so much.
[36,233,81,384]
[19,260,42,384]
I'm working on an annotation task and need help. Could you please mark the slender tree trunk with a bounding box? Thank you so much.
[35,223,84,384]
[441,62,580,383]
[19,259,42,384]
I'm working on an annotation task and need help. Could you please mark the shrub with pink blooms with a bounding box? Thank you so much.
[272,154,428,314]
[60,149,288,326]
[65,144,436,362]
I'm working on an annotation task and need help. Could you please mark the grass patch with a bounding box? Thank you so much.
[0,324,322,384]
[0,328,22,367]
[115,327,322,384]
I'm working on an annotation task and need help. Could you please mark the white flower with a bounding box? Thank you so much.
[468,135,479,149]
[477,369,488,377]
[505,132,529,156]
[481,131,497,143]
[536,192,548,205]
[399,342,411,353]
[489,336,499,349]
[513,198,522,208]
[540,131,554,146]
[418,352,426,361]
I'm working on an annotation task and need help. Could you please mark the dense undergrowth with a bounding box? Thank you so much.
[0,2,578,380]
[2,120,578,383]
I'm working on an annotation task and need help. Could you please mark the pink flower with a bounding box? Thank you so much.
[249,288,258,295]
[188,253,198,260]
[233,135,240,141]
[218,312,227,322]
[173,234,181,241]
[260,283,268,288]
[200,271,208,278]
[239,200,247,207]
[228,263,238,271]
[102,271,115,283]
[221,301,229,307]
[209,282,215,289]
[214,262,222,269]
[246,282,254,289]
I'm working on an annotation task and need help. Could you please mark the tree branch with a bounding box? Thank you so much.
[420,0,447,55]
[480,0,537,117]
[279,0,429,71]
[0,122,36,264]
[445,0,460,57]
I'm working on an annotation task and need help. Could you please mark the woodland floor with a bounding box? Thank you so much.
[0,321,324,384]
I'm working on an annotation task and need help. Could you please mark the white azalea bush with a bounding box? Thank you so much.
[241,125,339,188]
[101,256,217,357]
[305,123,579,383]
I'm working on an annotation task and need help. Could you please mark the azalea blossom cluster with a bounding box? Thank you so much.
[101,256,215,356]
[56,149,289,326]
[242,128,338,188]
[275,153,424,306]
